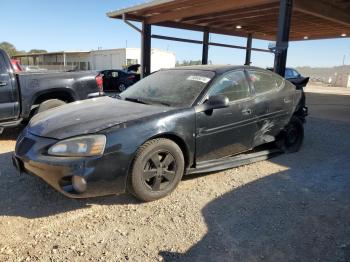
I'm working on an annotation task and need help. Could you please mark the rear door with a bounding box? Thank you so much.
[0,53,20,122]
[195,70,257,162]
[111,71,122,90]
[102,71,115,92]
[247,70,290,146]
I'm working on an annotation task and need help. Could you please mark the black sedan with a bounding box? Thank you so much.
[100,69,139,92]
[268,67,310,90]
[13,65,306,201]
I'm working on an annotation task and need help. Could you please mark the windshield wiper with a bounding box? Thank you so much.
[123,97,171,106]
[150,101,171,106]
[124,97,149,105]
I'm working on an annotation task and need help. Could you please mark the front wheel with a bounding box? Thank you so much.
[129,138,185,202]
[276,116,304,153]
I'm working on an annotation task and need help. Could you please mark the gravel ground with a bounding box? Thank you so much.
[0,91,350,262]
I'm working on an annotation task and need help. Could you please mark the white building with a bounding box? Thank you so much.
[13,48,176,72]
[91,48,176,72]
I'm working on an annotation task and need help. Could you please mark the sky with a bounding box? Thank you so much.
[1,0,349,68]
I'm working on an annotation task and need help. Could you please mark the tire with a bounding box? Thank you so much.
[129,138,185,202]
[118,83,127,92]
[36,99,66,114]
[276,116,304,153]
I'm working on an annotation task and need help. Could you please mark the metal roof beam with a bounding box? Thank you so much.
[294,0,350,26]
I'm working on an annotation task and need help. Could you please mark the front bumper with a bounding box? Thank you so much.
[13,130,127,198]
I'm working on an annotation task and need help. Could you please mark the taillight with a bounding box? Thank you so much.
[128,75,135,80]
[95,74,103,92]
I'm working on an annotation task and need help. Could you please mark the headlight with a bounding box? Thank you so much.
[48,135,106,157]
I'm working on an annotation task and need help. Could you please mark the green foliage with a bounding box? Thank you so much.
[0,42,17,56]
[0,42,47,56]
[176,60,213,67]
[176,60,202,66]
[29,49,47,54]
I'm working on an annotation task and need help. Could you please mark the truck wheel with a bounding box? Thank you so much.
[129,138,185,202]
[276,116,304,153]
[37,99,66,114]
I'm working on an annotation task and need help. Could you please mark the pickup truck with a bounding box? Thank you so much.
[0,48,103,133]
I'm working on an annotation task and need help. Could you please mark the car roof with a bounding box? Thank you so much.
[165,65,265,74]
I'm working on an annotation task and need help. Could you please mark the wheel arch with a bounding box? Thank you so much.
[147,133,191,169]
[32,89,76,106]
[126,132,191,181]
[27,89,77,118]
[125,133,190,201]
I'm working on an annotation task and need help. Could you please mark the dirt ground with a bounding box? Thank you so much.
[0,87,350,262]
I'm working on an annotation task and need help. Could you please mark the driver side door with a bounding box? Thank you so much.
[0,53,20,122]
[195,70,257,162]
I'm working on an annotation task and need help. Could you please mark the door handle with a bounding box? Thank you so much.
[242,108,252,115]
[0,82,8,87]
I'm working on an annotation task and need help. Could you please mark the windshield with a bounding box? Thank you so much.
[120,69,215,107]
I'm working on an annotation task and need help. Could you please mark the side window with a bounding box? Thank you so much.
[292,69,300,77]
[248,71,277,94]
[273,74,285,89]
[111,71,119,78]
[103,71,111,77]
[207,70,250,102]
[285,69,293,79]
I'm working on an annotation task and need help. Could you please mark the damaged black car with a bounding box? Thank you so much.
[13,65,307,201]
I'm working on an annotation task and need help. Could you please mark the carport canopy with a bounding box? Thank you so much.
[107,0,350,77]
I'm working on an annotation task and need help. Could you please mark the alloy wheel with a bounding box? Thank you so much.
[142,151,177,191]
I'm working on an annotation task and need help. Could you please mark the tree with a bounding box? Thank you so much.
[29,49,47,54]
[176,60,203,67]
[0,42,47,57]
[0,42,17,56]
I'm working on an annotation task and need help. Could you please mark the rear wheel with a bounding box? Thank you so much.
[276,116,304,153]
[129,138,185,202]
[118,83,127,92]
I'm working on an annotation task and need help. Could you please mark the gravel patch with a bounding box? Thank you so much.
[0,94,349,261]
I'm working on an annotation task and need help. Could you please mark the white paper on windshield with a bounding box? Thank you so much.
[187,75,211,83]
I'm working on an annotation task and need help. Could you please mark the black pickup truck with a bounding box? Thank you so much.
[0,48,103,133]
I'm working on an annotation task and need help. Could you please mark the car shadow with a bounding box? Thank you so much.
[0,116,350,262]
[160,117,350,261]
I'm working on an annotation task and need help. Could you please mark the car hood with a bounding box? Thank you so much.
[28,96,173,140]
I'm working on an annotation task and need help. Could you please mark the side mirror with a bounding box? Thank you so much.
[196,95,229,113]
